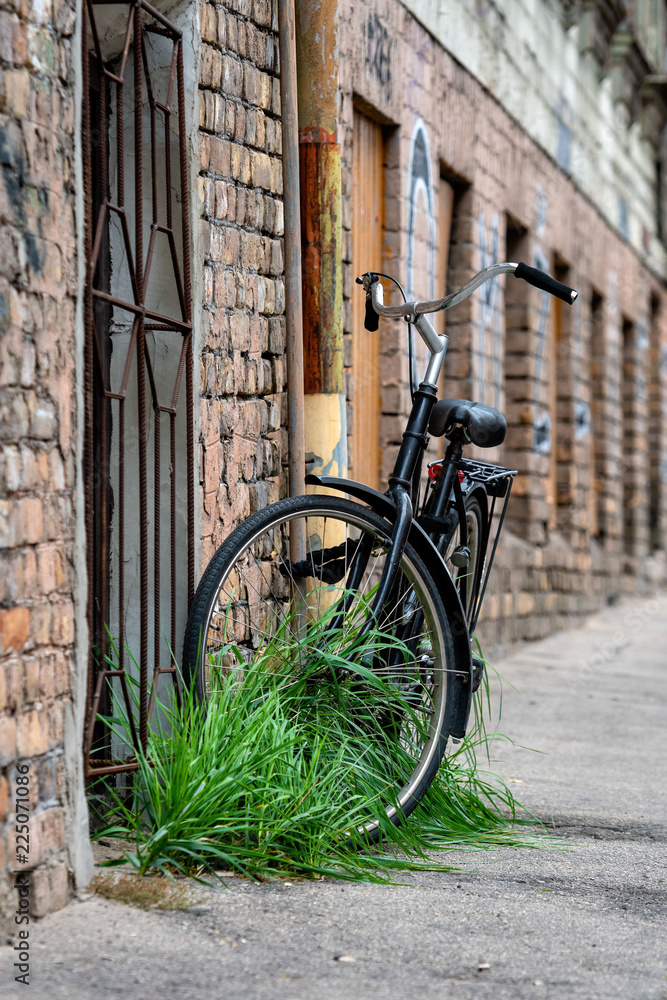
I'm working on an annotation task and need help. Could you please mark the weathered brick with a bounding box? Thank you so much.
[23,656,40,703]
[0,607,29,654]
[270,76,280,115]
[39,806,65,856]
[28,395,57,440]
[230,143,251,184]
[17,709,48,758]
[220,54,243,97]
[0,774,8,823]
[240,231,261,270]
[208,136,231,177]
[201,4,217,44]
[4,68,31,117]
[252,0,272,29]
[200,44,222,90]
[220,226,240,266]
[268,156,282,195]
[225,11,238,52]
[50,862,68,911]
[250,150,271,190]
[30,866,50,917]
[0,715,17,767]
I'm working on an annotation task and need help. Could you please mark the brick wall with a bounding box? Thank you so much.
[197,0,287,567]
[0,0,80,934]
[338,0,667,655]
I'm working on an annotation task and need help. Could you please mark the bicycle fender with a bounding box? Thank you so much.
[306,474,473,738]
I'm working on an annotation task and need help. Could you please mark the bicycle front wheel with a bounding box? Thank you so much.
[182,494,460,840]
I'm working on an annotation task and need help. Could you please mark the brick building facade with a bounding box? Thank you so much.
[0,0,666,929]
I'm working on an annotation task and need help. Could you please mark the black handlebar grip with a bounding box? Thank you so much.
[514,262,578,305]
[366,272,380,333]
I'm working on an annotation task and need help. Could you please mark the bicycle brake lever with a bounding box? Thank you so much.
[359,273,380,332]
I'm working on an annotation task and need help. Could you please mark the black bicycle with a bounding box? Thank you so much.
[183,261,578,839]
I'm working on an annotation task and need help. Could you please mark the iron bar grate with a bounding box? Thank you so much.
[82,0,193,777]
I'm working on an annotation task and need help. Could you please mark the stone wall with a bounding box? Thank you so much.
[0,0,84,935]
[197,0,287,567]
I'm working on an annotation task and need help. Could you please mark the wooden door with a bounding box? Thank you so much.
[352,112,384,491]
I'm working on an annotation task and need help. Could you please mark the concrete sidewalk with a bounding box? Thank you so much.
[2,595,666,999]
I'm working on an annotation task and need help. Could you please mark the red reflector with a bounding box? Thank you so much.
[428,464,465,483]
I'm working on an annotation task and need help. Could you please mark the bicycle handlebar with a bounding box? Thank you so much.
[359,261,578,327]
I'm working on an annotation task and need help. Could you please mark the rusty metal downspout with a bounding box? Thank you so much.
[278,0,306,508]
[294,0,346,485]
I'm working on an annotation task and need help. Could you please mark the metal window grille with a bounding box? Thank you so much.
[82,0,194,776]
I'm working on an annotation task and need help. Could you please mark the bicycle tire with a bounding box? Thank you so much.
[442,490,488,624]
[182,494,460,841]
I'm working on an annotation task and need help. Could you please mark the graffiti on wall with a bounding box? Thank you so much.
[363,13,393,101]
[536,185,548,239]
[0,127,44,274]
[636,316,648,406]
[406,118,435,386]
[660,343,667,381]
[474,212,502,407]
[573,302,590,441]
[574,399,591,440]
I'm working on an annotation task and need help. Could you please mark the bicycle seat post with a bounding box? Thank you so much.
[427,434,465,523]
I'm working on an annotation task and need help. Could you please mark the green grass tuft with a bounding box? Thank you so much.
[91,600,538,884]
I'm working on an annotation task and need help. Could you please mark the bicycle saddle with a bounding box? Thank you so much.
[428,398,507,448]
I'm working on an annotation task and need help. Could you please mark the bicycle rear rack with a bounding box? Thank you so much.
[462,459,516,634]
[458,458,517,497]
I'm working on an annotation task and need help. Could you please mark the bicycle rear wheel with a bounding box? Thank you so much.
[442,491,487,624]
[182,494,460,841]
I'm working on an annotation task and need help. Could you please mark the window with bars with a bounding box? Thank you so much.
[82,0,194,776]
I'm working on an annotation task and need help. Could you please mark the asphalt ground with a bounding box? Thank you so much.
[2,594,666,999]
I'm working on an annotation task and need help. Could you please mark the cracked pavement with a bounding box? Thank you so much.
[1,594,666,999]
